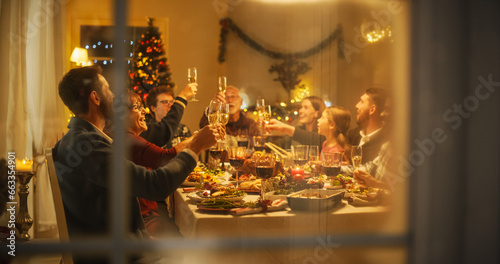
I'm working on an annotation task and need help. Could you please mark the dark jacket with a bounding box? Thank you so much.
[53,117,196,239]
[139,96,187,148]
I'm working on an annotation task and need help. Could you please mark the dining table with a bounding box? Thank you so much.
[172,185,404,264]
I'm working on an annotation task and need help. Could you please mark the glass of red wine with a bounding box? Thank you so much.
[322,152,342,183]
[253,136,266,152]
[228,146,246,188]
[255,153,276,201]
[208,141,225,171]
[237,134,249,148]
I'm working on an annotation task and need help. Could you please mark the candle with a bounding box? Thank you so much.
[15,159,33,172]
[291,167,304,181]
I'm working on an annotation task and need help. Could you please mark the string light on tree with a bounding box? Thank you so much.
[128,17,174,105]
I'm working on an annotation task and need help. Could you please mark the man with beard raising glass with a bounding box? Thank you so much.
[53,66,218,264]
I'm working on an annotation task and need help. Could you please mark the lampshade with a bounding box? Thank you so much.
[70,47,89,66]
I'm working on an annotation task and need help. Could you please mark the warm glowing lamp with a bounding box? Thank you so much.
[70,47,89,66]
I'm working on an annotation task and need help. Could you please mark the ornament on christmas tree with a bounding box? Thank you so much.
[129,17,175,104]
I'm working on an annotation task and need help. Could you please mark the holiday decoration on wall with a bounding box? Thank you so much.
[269,56,311,93]
[218,17,343,93]
[129,17,174,103]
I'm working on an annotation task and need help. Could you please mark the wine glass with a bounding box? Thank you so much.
[206,100,220,125]
[256,98,265,113]
[291,145,309,167]
[253,136,266,152]
[255,153,276,201]
[322,152,342,177]
[188,67,198,102]
[218,103,229,126]
[308,145,320,177]
[228,146,246,188]
[209,141,225,170]
[351,145,363,170]
[218,76,227,94]
[237,135,249,148]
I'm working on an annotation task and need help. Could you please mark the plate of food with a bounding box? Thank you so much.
[286,189,345,212]
[237,179,262,193]
[182,170,220,186]
[187,187,247,203]
[265,189,293,201]
[196,198,245,213]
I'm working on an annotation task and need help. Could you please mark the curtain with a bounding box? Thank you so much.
[0,0,67,236]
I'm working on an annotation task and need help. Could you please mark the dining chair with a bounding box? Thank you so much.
[46,148,74,264]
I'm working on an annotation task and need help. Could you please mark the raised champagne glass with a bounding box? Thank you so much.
[188,67,198,101]
[218,103,229,126]
[218,76,227,94]
[228,146,246,188]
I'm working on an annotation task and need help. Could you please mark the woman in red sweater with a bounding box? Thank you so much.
[125,91,222,235]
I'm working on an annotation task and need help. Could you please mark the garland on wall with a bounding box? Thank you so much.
[218,17,344,92]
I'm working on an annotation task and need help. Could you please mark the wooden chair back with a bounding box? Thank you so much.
[46,148,74,264]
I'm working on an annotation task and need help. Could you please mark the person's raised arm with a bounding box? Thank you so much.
[266,119,296,136]
[140,83,196,147]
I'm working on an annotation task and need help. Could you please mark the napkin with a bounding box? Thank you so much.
[229,199,288,216]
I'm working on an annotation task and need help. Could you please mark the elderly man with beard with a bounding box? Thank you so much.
[199,85,260,138]
[53,66,218,263]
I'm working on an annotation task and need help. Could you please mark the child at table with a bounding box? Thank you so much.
[317,106,352,164]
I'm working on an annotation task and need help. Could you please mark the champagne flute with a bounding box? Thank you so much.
[351,145,362,170]
[206,100,220,126]
[218,103,229,126]
[228,146,246,188]
[255,153,276,201]
[308,145,320,177]
[188,67,198,102]
[256,98,265,119]
[263,105,272,135]
[218,76,227,94]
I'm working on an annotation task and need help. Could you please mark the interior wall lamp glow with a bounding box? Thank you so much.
[70,47,91,66]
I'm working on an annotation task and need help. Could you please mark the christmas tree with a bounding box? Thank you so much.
[129,18,174,103]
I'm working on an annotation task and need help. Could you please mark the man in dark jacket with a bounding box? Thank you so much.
[53,66,218,263]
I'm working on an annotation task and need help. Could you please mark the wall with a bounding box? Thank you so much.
[65,0,408,132]
[65,0,220,132]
